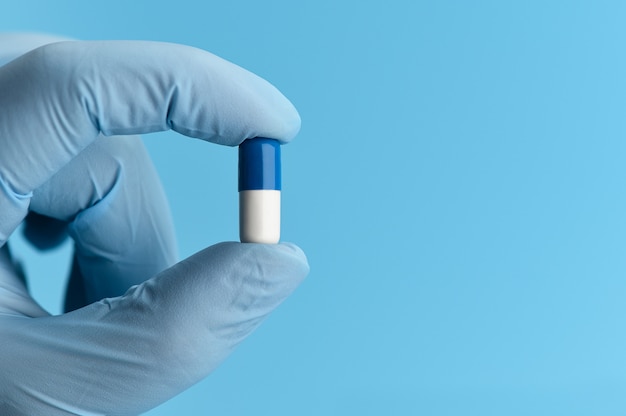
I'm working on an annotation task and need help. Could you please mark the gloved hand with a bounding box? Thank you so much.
[0,33,309,415]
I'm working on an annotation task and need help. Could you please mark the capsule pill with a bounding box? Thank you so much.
[238,138,281,244]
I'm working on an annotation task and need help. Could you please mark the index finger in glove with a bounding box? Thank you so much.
[0,40,301,243]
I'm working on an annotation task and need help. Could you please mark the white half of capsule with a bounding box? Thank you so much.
[239,190,281,244]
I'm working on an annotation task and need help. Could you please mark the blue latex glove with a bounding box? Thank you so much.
[0,33,308,415]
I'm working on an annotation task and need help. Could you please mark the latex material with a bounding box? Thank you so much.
[0,33,308,415]
[0,35,300,246]
[0,33,72,67]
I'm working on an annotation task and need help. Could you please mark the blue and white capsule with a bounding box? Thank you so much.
[238,138,281,244]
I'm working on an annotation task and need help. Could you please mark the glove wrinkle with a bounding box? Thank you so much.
[0,33,307,416]
[0,243,308,415]
[0,39,300,245]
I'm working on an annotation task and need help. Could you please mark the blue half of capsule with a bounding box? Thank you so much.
[238,138,281,191]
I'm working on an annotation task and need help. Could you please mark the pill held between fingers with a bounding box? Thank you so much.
[238,138,281,244]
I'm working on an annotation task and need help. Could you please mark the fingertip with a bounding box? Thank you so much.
[277,242,309,272]
[242,75,301,145]
[279,100,301,144]
[209,241,309,280]
[248,241,310,284]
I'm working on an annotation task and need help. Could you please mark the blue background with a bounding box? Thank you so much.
[3,1,626,414]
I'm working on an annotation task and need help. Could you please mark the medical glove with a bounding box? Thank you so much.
[0,33,309,415]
